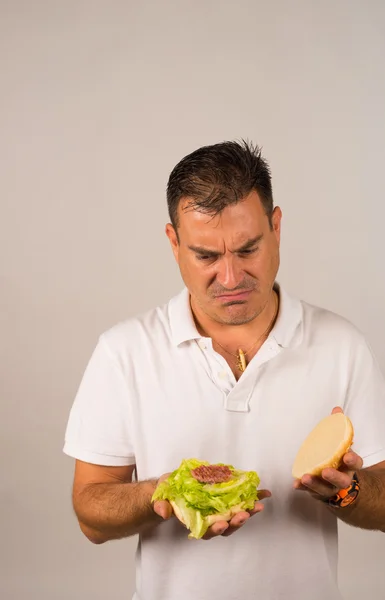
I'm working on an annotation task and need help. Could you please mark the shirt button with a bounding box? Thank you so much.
[218,371,228,379]
[198,341,207,350]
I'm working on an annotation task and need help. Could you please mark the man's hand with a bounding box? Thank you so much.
[293,406,363,500]
[204,489,271,540]
[152,473,272,539]
[152,472,173,520]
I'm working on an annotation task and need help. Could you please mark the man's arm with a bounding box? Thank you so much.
[72,460,271,543]
[295,453,385,533]
[329,461,385,531]
[294,406,385,532]
[72,460,165,544]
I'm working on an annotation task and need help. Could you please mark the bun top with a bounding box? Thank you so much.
[292,412,354,479]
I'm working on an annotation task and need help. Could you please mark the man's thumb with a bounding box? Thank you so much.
[153,500,173,520]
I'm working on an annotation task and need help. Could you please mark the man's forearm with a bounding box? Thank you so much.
[332,468,385,531]
[73,479,161,543]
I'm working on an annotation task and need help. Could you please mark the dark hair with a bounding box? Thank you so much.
[166,139,274,231]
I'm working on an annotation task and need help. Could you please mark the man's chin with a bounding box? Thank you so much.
[214,305,258,326]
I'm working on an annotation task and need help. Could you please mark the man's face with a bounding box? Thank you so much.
[166,190,282,326]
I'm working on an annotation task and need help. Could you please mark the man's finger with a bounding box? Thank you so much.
[157,472,172,484]
[293,479,308,491]
[153,500,173,520]
[229,511,250,527]
[321,468,353,490]
[256,489,272,501]
[202,491,270,539]
[300,474,339,498]
[202,520,229,540]
[247,490,271,515]
[218,512,250,537]
[342,451,363,471]
[248,501,267,516]
[211,511,252,538]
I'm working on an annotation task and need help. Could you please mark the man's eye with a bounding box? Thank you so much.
[240,247,258,256]
[197,255,216,261]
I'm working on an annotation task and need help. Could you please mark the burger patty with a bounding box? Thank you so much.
[191,464,232,484]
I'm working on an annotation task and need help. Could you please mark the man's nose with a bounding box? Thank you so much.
[215,256,244,289]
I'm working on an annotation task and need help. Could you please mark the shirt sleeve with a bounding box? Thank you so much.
[63,336,136,466]
[344,335,385,469]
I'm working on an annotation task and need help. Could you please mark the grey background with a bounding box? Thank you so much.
[1,1,385,599]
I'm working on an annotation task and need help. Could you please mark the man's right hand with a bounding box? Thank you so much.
[211,489,271,539]
[152,472,173,520]
[152,474,271,540]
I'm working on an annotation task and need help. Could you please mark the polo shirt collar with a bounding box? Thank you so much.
[168,282,303,348]
[168,287,201,346]
[271,283,303,348]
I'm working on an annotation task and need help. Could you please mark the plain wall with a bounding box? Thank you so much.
[1,1,385,599]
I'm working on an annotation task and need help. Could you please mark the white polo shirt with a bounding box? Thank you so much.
[63,283,385,600]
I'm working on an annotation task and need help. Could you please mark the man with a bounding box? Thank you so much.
[63,140,385,600]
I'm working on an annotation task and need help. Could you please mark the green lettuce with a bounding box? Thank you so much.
[151,458,260,539]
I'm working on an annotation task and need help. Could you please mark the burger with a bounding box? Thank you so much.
[152,458,261,539]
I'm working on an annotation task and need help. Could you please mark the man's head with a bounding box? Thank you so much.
[165,140,282,326]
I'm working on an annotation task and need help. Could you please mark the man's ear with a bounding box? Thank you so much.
[165,223,179,262]
[271,206,282,244]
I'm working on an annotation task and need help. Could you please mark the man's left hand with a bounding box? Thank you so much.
[293,407,363,501]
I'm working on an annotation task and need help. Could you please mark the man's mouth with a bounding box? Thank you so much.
[215,290,252,303]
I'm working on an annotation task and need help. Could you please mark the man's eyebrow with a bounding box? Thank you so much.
[235,234,263,252]
[187,245,220,256]
[188,235,263,256]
